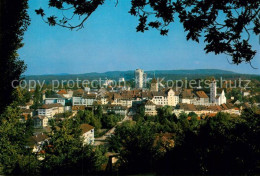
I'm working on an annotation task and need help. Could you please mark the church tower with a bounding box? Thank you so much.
[150,78,158,92]
[210,79,217,103]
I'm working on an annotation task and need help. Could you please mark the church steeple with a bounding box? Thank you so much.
[151,75,158,92]
[210,78,217,103]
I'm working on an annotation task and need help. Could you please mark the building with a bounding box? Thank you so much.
[173,102,239,117]
[166,88,179,106]
[243,91,250,97]
[150,78,159,92]
[27,133,48,153]
[37,103,64,118]
[210,79,217,103]
[144,100,157,116]
[135,69,145,89]
[43,94,66,106]
[209,79,226,105]
[21,109,33,120]
[72,105,86,112]
[194,91,210,105]
[57,89,73,98]
[215,89,227,105]
[19,101,33,109]
[151,91,168,106]
[103,105,128,116]
[72,93,97,106]
[119,78,125,86]
[80,124,95,145]
[180,89,196,104]
[33,115,48,128]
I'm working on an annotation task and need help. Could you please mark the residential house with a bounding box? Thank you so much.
[33,115,48,128]
[19,100,33,109]
[27,133,48,153]
[80,124,95,145]
[82,93,97,106]
[180,89,196,104]
[21,109,33,120]
[103,105,128,116]
[72,105,86,112]
[38,103,64,118]
[72,92,97,106]
[194,91,210,105]
[57,89,73,98]
[144,100,157,116]
[44,94,66,106]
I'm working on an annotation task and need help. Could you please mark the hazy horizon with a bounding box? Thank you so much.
[23,68,260,76]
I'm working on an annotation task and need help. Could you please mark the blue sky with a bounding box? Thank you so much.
[18,0,260,75]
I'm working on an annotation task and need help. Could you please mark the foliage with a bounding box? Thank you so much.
[31,85,43,110]
[109,105,260,175]
[45,90,56,98]
[102,113,123,129]
[15,87,31,106]
[53,111,73,118]
[226,88,243,101]
[0,0,30,113]
[94,105,103,119]
[41,117,106,175]
[0,102,37,175]
[0,103,107,175]
[108,121,157,173]
[76,109,123,130]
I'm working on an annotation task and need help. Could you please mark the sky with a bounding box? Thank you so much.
[18,0,260,75]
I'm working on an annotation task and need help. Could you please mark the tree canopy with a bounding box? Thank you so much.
[36,0,260,65]
[108,107,260,175]
[0,0,30,114]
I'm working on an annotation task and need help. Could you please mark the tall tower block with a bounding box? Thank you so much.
[135,69,144,89]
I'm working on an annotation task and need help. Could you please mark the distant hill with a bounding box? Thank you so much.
[24,69,260,84]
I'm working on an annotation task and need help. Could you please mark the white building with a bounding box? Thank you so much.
[210,79,217,103]
[151,89,179,106]
[37,103,64,118]
[104,105,128,116]
[43,94,66,106]
[80,124,95,145]
[72,93,97,106]
[215,90,227,105]
[210,79,226,105]
[144,100,157,116]
[135,69,146,89]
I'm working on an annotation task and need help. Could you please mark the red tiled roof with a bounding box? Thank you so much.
[180,89,195,99]
[72,105,85,111]
[80,124,94,133]
[57,89,67,94]
[196,91,209,98]
[145,100,155,105]
[30,133,48,143]
[33,115,47,119]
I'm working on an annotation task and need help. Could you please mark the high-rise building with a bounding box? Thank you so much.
[135,69,145,89]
